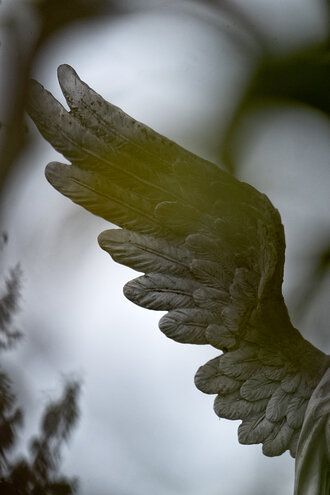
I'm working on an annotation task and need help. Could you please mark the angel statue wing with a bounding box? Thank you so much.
[27,65,330,490]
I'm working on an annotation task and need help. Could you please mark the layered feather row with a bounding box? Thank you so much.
[27,65,330,459]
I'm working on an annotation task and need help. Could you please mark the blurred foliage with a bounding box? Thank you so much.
[221,40,330,172]
[294,241,330,325]
[249,43,330,113]
[29,0,112,45]
[0,239,80,494]
[0,380,80,495]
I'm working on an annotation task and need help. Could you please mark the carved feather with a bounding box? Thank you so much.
[99,229,192,277]
[159,308,213,344]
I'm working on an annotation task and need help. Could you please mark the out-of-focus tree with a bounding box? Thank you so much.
[0,380,80,495]
[0,238,81,494]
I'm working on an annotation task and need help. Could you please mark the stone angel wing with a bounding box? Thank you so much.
[27,65,330,459]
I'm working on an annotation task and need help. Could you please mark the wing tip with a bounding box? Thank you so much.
[27,65,76,114]
[27,79,46,114]
[57,63,76,77]
[57,64,80,87]
[45,161,70,187]
[97,230,114,251]
[57,64,79,97]
[57,64,92,108]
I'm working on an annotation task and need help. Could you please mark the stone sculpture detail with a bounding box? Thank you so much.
[28,65,330,494]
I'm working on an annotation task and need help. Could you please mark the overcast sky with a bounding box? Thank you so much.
[1,1,330,494]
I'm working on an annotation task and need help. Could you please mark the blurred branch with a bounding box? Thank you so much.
[0,234,8,252]
[194,0,269,52]
[294,244,330,318]
[0,264,23,350]
[0,0,118,196]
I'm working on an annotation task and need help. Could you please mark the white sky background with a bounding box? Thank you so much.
[1,1,330,494]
